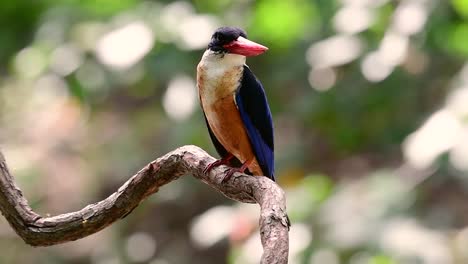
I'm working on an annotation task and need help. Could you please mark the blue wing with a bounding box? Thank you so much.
[235,65,275,181]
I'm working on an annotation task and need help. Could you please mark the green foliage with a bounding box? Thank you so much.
[251,0,320,47]
[370,255,396,264]
[303,174,334,203]
[447,22,468,56]
[452,0,468,18]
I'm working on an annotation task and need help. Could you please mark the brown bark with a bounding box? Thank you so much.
[0,145,289,263]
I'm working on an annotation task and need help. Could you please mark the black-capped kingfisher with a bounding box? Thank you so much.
[197,27,275,182]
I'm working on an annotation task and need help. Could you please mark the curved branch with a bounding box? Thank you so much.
[0,145,289,263]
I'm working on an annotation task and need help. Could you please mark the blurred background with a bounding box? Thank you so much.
[1,0,468,263]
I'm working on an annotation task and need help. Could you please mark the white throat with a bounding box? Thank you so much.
[199,50,246,69]
[197,50,246,104]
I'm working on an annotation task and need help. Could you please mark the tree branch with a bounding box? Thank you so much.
[0,145,289,263]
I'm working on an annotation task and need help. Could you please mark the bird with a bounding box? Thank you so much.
[197,26,275,182]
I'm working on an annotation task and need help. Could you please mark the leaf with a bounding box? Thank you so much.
[250,0,319,48]
[448,22,468,56]
[452,0,468,18]
[370,255,396,264]
[302,174,334,203]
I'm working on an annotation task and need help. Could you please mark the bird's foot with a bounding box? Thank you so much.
[222,168,243,183]
[203,154,234,174]
[221,159,252,183]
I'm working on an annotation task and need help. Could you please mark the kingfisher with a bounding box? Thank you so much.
[197,27,274,182]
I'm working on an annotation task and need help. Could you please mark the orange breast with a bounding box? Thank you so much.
[202,95,264,176]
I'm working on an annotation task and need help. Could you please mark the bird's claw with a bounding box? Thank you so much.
[204,156,251,183]
[221,158,252,183]
[221,168,238,183]
[205,162,238,183]
[203,155,234,175]
[203,160,222,174]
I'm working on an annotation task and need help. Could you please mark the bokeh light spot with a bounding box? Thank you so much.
[309,248,340,264]
[177,15,220,50]
[361,52,393,82]
[190,206,235,248]
[14,47,47,79]
[162,75,197,122]
[403,110,461,169]
[125,232,157,263]
[308,67,337,91]
[334,6,374,34]
[307,35,363,68]
[95,21,154,69]
[392,2,427,35]
[50,44,83,76]
[378,31,408,66]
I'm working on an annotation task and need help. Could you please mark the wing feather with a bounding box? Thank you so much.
[235,65,275,180]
